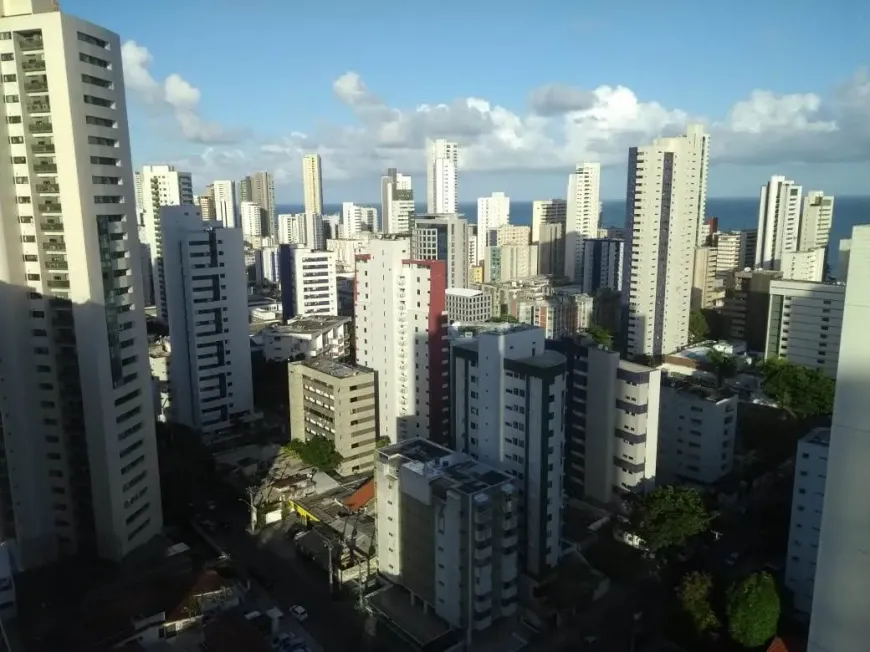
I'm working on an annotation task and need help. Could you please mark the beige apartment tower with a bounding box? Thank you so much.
[289,358,378,476]
[302,154,323,215]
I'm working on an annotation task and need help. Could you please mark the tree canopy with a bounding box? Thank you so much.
[706,347,739,387]
[756,358,835,418]
[584,324,614,349]
[284,436,342,473]
[726,572,780,648]
[678,571,720,636]
[628,485,713,553]
[689,309,709,344]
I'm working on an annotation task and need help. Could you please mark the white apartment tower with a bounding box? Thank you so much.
[251,171,275,236]
[547,337,660,506]
[622,125,709,358]
[799,191,834,251]
[531,199,566,244]
[376,439,520,641]
[412,213,470,289]
[564,163,601,283]
[426,138,459,214]
[755,175,803,271]
[0,0,163,567]
[240,200,262,244]
[354,237,450,445]
[476,192,510,262]
[786,427,830,618]
[380,168,414,234]
[341,202,377,236]
[161,207,253,434]
[280,247,338,319]
[451,324,566,581]
[212,180,237,229]
[809,225,870,651]
[302,154,323,216]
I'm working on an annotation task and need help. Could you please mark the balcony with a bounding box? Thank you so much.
[31,143,55,154]
[35,182,59,193]
[21,59,46,72]
[29,121,52,134]
[47,280,70,290]
[474,525,492,543]
[43,241,65,252]
[23,77,47,93]
[502,583,518,600]
[27,101,50,113]
[18,36,44,51]
[39,202,61,213]
[474,544,492,562]
[44,260,68,270]
[33,162,57,173]
[40,220,63,232]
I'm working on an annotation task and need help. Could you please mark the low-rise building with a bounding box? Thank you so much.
[446,288,493,323]
[376,438,519,642]
[786,427,830,617]
[658,378,737,485]
[255,316,350,362]
[289,357,378,476]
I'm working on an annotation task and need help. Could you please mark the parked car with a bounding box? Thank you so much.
[288,605,308,621]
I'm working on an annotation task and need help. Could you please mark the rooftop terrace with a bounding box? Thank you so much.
[297,356,373,379]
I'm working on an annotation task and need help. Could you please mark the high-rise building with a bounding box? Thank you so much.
[196,184,215,221]
[476,192,510,262]
[240,201,263,244]
[799,192,834,252]
[547,337,660,506]
[376,439,519,641]
[531,199,566,244]
[809,226,870,651]
[412,213,470,289]
[277,213,303,245]
[426,138,459,214]
[722,269,782,352]
[251,171,275,237]
[445,288,492,323]
[581,238,623,294]
[140,164,194,321]
[538,222,565,277]
[658,379,737,485]
[564,163,601,283]
[380,168,414,234]
[765,279,845,378]
[238,175,252,204]
[341,202,377,236]
[302,211,325,250]
[450,323,566,581]
[781,248,826,282]
[493,224,530,247]
[278,246,338,320]
[622,125,709,358]
[484,245,539,283]
[162,207,253,434]
[0,0,163,567]
[212,180,237,229]
[786,427,829,618]
[837,238,851,282]
[355,237,449,445]
[512,291,594,339]
[712,230,753,278]
[302,154,323,216]
[290,358,377,476]
[691,246,721,310]
[755,175,803,271]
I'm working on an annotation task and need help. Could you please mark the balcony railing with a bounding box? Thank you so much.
[47,280,70,290]
[41,221,63,231]
[27,101,50,113]
[33,163,57,173]
[38,202,62,213]
[21,59,46,72]
[29,122,52,133]
[35,182,59,193]
[43,242,65,251]
[23,78,48,93]
[31,143,54,154]
[18,36,44,51]
[44,261,68,270]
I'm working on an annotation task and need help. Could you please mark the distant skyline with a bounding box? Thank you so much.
[65,0,870,201]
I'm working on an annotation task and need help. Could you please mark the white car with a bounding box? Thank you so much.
[288,605,308,622]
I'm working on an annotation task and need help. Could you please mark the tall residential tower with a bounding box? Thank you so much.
[426,138,459,214]
[302,154,323,216]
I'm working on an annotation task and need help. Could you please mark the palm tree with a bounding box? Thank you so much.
[706,348,738,388]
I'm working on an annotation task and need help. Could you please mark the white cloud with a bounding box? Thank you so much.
[150,63,870,190]
[121,41,248,144]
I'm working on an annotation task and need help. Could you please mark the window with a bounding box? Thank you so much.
[4,94,18,103]
[2,74,16,82]
[9,136,23,144]
[77,32,109,49]
[0,54,13,61]
[84,94,114,108]
[88,135,117,146]
[6,116,21,124]
[85,115,115,128]
[79,52,109,69]
[82,73,112,89]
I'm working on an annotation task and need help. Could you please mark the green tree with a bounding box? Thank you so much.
[491,314,519,324]
[706,347,739,387]
[584,324,613,349]
[375,438,390,449]
[284,436,343,473]
[726,572,780,648]
[628,486,713,553]
[757,358,835,418]
[678,571,720,636]
[689,309,709,344]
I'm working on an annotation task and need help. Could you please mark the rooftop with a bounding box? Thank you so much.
[618,359,654,373]
[380,438,512,496]
[803,426,831,448]
[451,321,540,338]
[265,315,350,335]
[514,349,566,369]
[295,356,373,379]
[663,375,735,402]
[446,287,485,297]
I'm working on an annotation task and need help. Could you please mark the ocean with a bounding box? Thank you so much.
[277,196,870,266]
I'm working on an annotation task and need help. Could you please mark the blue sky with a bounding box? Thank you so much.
[65,0,869,201]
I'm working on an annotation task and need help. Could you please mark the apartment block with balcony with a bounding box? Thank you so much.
[289,357,378,476]
[376,438,519,642]
[658,378,737,485]
[278,246,338,321]
[766,280,845,377]
[446,288,492,323]
[722,269,782,352]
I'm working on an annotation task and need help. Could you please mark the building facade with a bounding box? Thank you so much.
[278,246,338,321]
[257,316,349,362]
[412,213,469,289]
[426,138,458,214]
[446,288,492,323]
[380,167,414,234]
[211,180,236,229]
[484,244,538,283]
[0,0,163,566]
[162,208,253,434]
[581,238,623,295]
[476,192,510,261]
[290,358,377,476]
[302,154,323,216]
[755,175,803,271]
[251,171,275,237]
[564,163,601,283]
[450,324,565,582]
[531,199,566,244]
[538,221,565,277]
[622,125,709,358]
